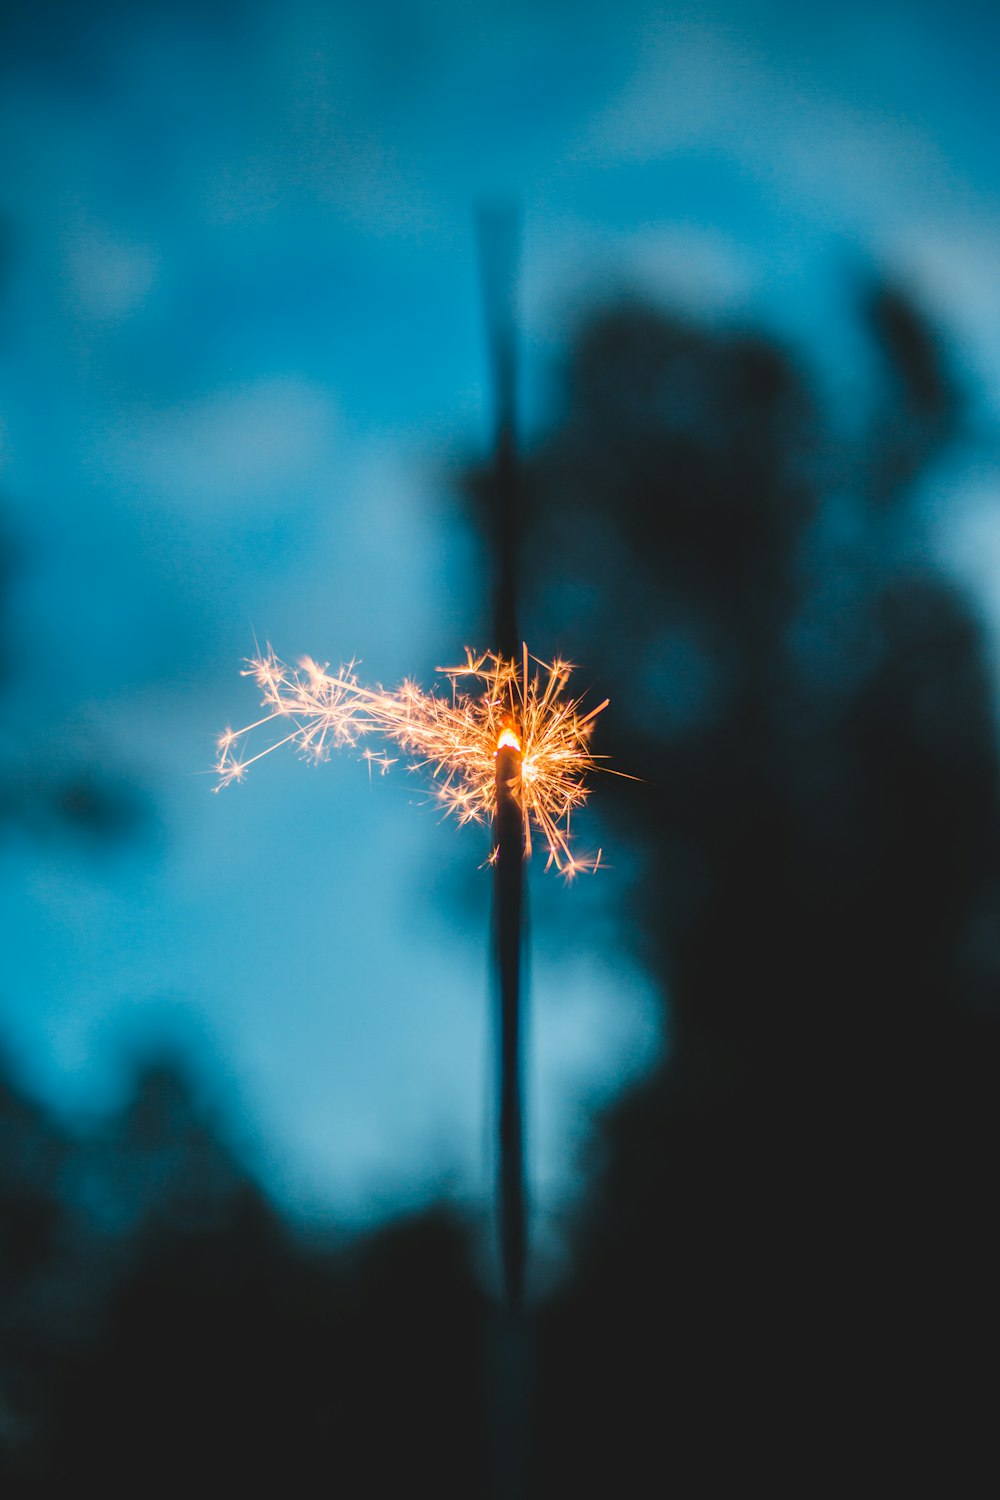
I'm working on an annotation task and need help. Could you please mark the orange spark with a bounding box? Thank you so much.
[214,645,612,875]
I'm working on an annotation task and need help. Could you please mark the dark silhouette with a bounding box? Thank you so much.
[511,292,1000,1494]
[0,1052,491,1495]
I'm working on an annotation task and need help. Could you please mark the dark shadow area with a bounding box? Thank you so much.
[505,287,1000,1493]
[0,1048,491,1495]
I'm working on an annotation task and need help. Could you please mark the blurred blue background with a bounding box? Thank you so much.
[2,0,998,1246]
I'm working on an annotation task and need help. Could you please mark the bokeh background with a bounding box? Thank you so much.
[2,1,999,1492]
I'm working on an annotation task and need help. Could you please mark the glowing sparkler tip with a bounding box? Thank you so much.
[215,642,611,876]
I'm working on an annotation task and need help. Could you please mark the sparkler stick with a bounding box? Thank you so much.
[478,203,527,1315]
[478,200,531,1500]
[494,721,525,1307]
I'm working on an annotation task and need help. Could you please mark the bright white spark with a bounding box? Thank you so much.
[215,645,614,875]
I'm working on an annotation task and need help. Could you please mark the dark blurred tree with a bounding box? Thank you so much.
[487,289,1000,1495]
[0,1058,71,1486]
[1,1054,490,1496]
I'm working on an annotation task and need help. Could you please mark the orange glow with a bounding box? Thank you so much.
[215,645,613,876]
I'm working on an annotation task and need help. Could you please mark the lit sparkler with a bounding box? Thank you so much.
[214,644,610,875]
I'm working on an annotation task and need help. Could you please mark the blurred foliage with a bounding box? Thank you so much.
[512,287,1000,1494]
[0,1052,489,1494]
[2,279,998,1493]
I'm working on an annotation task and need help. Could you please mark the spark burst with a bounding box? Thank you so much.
[214,645,610,875]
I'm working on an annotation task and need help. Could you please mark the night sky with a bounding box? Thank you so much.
[2,0,999,1248]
